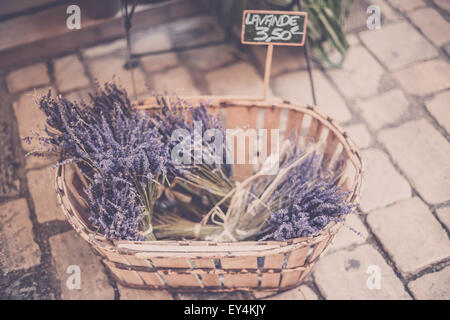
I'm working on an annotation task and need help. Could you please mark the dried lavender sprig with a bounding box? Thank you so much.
[260,142,355,241]
[28,83,168,241]
[150,93,233,183]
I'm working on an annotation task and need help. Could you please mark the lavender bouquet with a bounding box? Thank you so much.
[27,83,167,240]
[27,83,233,241]
[27,81,355,243]
[196,140,355,242]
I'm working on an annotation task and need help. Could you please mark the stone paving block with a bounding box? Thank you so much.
[323,43,355,68]
[118,284,173,300]
[251,45,306,77]
[0,199,41,273]
[346,34,360,46]
[273,70,352,123]
[83,38,127,59]
[408,266,450,299]
[359,21,438,71]
[343,0,370,32]
[13,88,54,152]
[436,207,450,231]
[170,15,223,47]
[370,0,402,22]
[27,167,65,223]
[314,244,410,299]
[140,52,179,74]
[6,63,50,93]
[49,230,115,300]
[24,156,54,172]
[327,214,369,252]
[378,72,398,93]
[265,285,318,300]
[367,197,450,276]
[61,89,92,104]
[378,119,450,204]
[393,59,450,96]
[181,44,234,71]
[0,122,19,197]
[2,270,45,299]
[444,42,450,58]
[326,46,384,99]
[433,0,450,13]
[409,7,450,47]
[359,148,411,212]
[54,55,89,92]
[356,89,409,130]
[151,66,200,95]
[89,56,148,96]
[343,123,372,149]
[133,26,172,53]
[206,62,265,96]
[388,0,426,12]
[425,90,450,134]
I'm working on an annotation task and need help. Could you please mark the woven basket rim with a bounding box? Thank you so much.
[55,95,363,254]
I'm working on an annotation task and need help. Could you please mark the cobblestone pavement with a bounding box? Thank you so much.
[1,0,449,300]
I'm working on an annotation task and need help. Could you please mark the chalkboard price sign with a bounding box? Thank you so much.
[241,10,308,46]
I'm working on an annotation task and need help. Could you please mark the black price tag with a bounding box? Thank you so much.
[241,10,308,46]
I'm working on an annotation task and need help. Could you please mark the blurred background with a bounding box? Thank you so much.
[0,0,449,300]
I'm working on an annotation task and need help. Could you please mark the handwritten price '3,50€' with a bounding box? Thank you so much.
[254,25,303,42]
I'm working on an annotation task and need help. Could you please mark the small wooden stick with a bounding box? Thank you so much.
[263,44,274,100]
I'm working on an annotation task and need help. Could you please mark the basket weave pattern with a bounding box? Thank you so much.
[55,96,363,292]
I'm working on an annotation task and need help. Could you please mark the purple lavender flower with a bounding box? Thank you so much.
[151,94,232,181]
[86,173,145,241]
[30,83,168,241]
[261,148,355,241]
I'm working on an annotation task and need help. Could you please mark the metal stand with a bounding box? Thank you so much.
[297,0,317,105]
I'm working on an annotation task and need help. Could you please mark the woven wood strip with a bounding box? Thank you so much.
[322,130,340,168]
[105,257,312,275]
[138,271,164,286]
[308,235,332,263]
[285,110,304,138]
[164,273,201,288]
[279,269,303,288]
[226,105,259,181]
[224,273,259,288]
[262,252,285,269]
[104,260,145,286]
[150,257,191,269]
[261,273,281,288]
[221,256,258,269]
[123,255,152,268]
[263,106,282,156]
[306,117,323,144]
[264,106,282,129]
[201,273,222,287]
[286,245,311,268]
[190,258,216,269]
[99,248,130,265]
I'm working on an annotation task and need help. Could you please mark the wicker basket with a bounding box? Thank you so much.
[55,95,363,293]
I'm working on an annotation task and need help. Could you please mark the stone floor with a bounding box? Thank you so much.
[0,0,449,300]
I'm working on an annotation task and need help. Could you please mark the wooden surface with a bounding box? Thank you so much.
[0,0,58,20]
[0,0,204,69]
